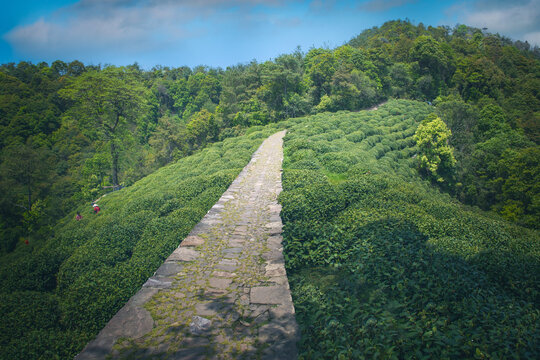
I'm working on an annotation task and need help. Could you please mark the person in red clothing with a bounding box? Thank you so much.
[76,212,83,221]
[93,204,101,214]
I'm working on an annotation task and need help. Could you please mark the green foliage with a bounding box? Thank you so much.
[411,35,455,84]
[495,147,540,227]
[435,94,539,227]
[0,126,282,358]
[2,19,539,253]
[0,291,86,359]
[279,100,540,359]
[186,109,219,149]
[414,114,456,183]
[60,66,149,186]
[1,17,540,358]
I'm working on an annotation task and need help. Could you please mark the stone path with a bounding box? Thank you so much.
[76,130,299,360]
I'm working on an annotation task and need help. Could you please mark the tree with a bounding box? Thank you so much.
[410,35,455,94]
[0,142,53,251]
[388,63,412,97]
[186,109,219,150]
[414,114,456,183]
[477,102,510,140]
[497,147,540,228]
[452,56,505,101]
[411,35,452,77]
[259,55,303,119]
[435,94,479,154]
[149,116,188,166]
[0,143,52,210]
[305,49,335,105]
[60,67,148,186]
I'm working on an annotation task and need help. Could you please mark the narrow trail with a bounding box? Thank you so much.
[77,130,299,360]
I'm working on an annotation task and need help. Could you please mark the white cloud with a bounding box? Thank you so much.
[524,31,540,45]
[446,0,540,45]
[3,0,299,62]
[309,0,338,12]
[359,0,417,12]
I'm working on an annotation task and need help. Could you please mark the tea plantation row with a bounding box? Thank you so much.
[0,125,284,359]
[279,99,540,359]
[1,98,538,359]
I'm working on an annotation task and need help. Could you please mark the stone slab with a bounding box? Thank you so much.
[155,262,183,277]
[167,247,199,262]
[267,236,283,245]
[223,247,243,254]
[195,302,222,317]
[261,340,298,360]
[218,259,238,266]
[209,277,232,289]
[265,222,282,229]
[211,271,236,278]
[180,235,205,247]
[258,323,288,342]
[268,204,282,212]
[143,277,173,289]
[265,263,287,277]
[262,250,284,261]
[250,286,291,305]
[189,316,212,335]
[268,276,290,287]
[228,240,244,247]
[204,289,228,297]
[216,264,237,272]
[75,305,154,360]
[269,302,296,318]
[128,287,159,306]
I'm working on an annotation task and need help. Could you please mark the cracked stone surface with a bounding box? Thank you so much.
[76,130,299,360]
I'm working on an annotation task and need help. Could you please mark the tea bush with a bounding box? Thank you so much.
[279,99,540,359]
[0,124,284,359]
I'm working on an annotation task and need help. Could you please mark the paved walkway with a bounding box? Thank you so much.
[76,130,299,360]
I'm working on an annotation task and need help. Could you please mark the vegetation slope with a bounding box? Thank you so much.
[0,18,539,359]
[0,124,283,359]
[2,20,539,257]
[279,99,539,359]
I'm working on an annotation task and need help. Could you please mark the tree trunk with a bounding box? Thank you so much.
[111,140,119,186]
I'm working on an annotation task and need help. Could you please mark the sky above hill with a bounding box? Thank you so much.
[1,0,539,69]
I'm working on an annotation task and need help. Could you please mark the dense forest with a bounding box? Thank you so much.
[0,20,539,358]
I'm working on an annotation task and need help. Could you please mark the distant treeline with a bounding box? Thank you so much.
[1,19,539,253]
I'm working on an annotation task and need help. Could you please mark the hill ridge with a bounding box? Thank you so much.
[77,130,299,359]
[0,100,537,359]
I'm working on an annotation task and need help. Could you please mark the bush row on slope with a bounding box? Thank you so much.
[0,124,283,359]
[279,99,540,359]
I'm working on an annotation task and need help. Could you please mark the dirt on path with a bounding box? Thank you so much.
[76,130,299,360]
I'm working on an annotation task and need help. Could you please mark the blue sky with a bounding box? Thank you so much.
[1,0,539,69]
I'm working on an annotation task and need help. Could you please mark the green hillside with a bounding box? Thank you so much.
[0,98,538,359]
[0,124,284,359]
[1,18,540,359]
[2,21,539,256]
[279,99,539,358]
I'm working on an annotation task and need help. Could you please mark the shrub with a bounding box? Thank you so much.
[0,125,284,358]
[280,99,540,358]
